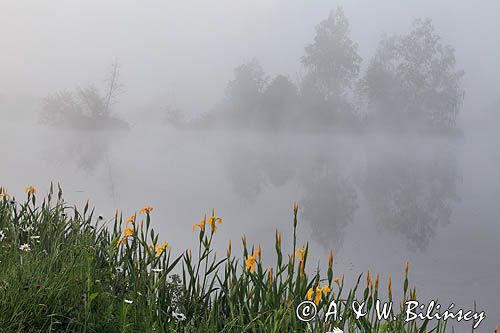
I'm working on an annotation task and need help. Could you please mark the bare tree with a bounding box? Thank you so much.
[103,58,123,116]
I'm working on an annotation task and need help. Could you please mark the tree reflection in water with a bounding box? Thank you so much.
[224,140,460,253]
[364,148,460,251]
[299,156,359,251]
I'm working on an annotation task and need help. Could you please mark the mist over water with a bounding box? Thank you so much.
[2,0,500,329]
[2,121,499,328]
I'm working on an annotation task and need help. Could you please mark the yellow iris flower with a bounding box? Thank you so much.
[193,215,206,232]
[207,216,222,233]
[306,284,331,305]
[306,288,314,301]
[26,186,36,195]
[123,227,134,237]
[295,248,306,260]
[245,247,261,273]
[295,243,308,262]
[139,206,153,214]
[333,277,341,286]
[117,236,128,248]
[126,212,137,228]
[155,241,170,256]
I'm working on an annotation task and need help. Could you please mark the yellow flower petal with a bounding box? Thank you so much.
[314,291,322,305]
[139,206,153,214]
[245,255,257,272]
[25,186,36,195]
[306,288,314,301]
[123,227,134,237]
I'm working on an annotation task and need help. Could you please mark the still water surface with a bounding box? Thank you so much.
[2,122,499,329]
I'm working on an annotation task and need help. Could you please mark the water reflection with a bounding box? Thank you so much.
[223,137,460,252]
[4,125,495,328]
[225,145,296,202]
[225,143,360,250]
[225,146,266,202]
[299,156,359,250]
[259,150,296,188]
[41,130,123,203]
[45,128,461,253]
[64,132,110,173]
[363,148,460,251]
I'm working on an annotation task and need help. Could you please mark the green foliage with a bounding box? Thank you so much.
[0,185,446,332]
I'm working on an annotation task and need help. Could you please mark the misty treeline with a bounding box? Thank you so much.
[40,7,464,135]
[40,59,128,130]
[198,8,464,134]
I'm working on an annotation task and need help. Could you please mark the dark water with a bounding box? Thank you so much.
[2,122,499,330]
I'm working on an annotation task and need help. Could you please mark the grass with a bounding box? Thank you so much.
[0,184,448,332]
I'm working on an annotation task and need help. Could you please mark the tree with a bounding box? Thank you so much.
[300,7,362,127]
[41,59,127,130]
[226,59,267,108]
[103,58,123,116]
[260,75,298,130]
[77,84,106,118]
[216,59,267,128]
[361,19,465,132]
[213,60,300,130]
[40,90,80,126]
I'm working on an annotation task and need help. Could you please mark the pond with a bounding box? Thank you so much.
[2,122,499,330]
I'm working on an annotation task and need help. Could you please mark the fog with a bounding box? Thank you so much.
[1,0,500,330]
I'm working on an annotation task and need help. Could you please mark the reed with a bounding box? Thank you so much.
[0,184,449,332]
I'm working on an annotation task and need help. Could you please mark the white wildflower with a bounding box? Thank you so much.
[19,244,31,252]
[328,328,343,333]
[172,311,186,321]
[124,299,133,304]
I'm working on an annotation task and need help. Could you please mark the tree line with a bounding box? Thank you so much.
[197,8,464,134]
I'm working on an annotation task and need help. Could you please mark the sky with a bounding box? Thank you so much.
[1,0,499,122]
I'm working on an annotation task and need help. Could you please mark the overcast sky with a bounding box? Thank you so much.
[1,0,499,121]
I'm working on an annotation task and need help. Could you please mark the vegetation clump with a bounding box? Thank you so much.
[0,185,447,332]
[41,60,128,131]
[197,8,464,135]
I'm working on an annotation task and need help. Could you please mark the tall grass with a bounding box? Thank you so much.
[0,184,447,332]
